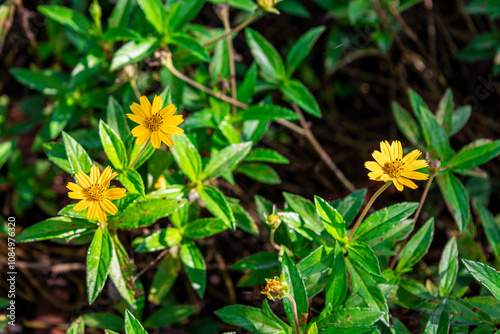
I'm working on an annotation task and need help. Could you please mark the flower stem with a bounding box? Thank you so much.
[285,294,301,334]
[270,229,280,251]
[349,181,391,240]
[130,139,150,170]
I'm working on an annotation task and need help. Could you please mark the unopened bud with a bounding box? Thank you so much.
[258,0,280,14]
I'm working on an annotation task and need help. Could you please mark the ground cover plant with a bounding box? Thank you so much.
[1,0,500,333]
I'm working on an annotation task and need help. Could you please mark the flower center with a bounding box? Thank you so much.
[383,159,405,178]
[84,184,106,201]
[146,114,163,132]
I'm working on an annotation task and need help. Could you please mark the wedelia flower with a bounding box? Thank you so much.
[66,166,126,222]
[127,95,184,149]
[365,140,429,191]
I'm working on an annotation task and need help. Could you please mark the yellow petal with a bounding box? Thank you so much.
[365,161,382,172]
[159,104,176,118]
[406,159,428,171]
[98,166,113,185]
[381,141,392,161]
[87,202,98,219]
[130,103,147,118]
[398,177,418,189]
[96,207,107,223]
[402,149,422,165]
[151,131,161,149]
[73,200,91,212]
[136,133,151,147]
[397,141,403,159]
[126,113,145,125]
[403,170,429,181]
[151,95,162,114]
[372,150,387,166]
[392,178,404,191]
[164,115,184,126]
[368,170,384,180]
[68,191,84,199]
[66,182,83,192]
[90,166,100,184]
[140,96,152,116]
[100,198,118,215]
[76,172,92,188]
[104,188,127,200]
[161,125,184,136]
[132,124,150,137]
[158,130,174,147]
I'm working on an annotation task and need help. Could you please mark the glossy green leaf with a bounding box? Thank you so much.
[106,96,132,150]
[280,79,321,118]
[197,184,235,229]
[171,134,202,182]
[38,5,94,35]
[99,121,127,170]
[202,141,252,180]
[476,203,500,260]
[436,89,454,134]
[124,309,147,334]
[392,101,423,148]
[463,259,500,300]
[133,227,182,252]
[82,313,123,331]
[439,237,458,296]
[16,217,95,242]
[180,240,206,297]
[347,241,381,276]
[325,243,348,309]
[321,308,385,327]
[396,218,434,273]
[228,200,259,235]
[423,299,450,334]
[10,68,66,96]
[127,140,155,170]
[447,140,500,171]
[43,142,72,174]
[135,0,167,35]
[149,248,181,305]
[436,173,470,232]
[215,304,289,333]
[183,218,228,239]
[283,192,323,233]
[286,26,325,76]
[170,32,210,62]
[108,0,132,29]
[315,195,346,241]
[143,305,197,328]
[335,188,367,225]
[235,104,300,122]
[237,62,258,105]
[62,131,93,175]
[167,0,205,31]
[236,163,281,184]
[110,38,157,71]
[118,170,145,197]
[243,148,289,164]
[282,253,308,327]
[87,226,113,304]
[231,252,279,271]
[0,139,14,170]
[245,28,286,83]
[67,317,84,334]
[418,106,452,158]
[450,106,471,136]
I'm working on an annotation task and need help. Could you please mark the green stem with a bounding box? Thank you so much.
[285,294,301,334]
[349,182,391,240]
[130,139,150,170]
[270,229,280,251]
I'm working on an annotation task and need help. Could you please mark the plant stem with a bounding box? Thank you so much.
[130,139,150,170]
[219,4,239,117]
[349,182,391,240]
[285,294,301,334]
[270,229,280,251]
[130,79,141,100]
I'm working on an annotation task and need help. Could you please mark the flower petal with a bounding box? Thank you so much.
[68,191,84,199]
[406,159,428,171]
[158,130,174,147]
[372,150,387,166]
[98,166,114,185]
[90,166,100,184]
[151,131,161,149]
[104,187,127,200]
[96,206,107,223]
[398,177,418,189]
[140,96,152,116]
[131,124,150,137]
[381,141,392,161]
[403,170,429,181]
[66,182,83,192]
[87,202,98,219]
[76,172,92,188]
[368,170,384,180]
[130,103,147,118]
[100,198,118,215]
[365,161,382,172]
[161,125,184,136]
[74,200,91,212]
[402,149,422,165]
[392,178,404,191]
[151,95,162,114]
[164,115,184,126]
[136,133,151,147]
[126,113,145,125]
[159,104,176,118]
[397,141,403,159]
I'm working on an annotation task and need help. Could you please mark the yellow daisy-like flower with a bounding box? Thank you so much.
[126,95,184,149]
[66,166,127,223]
[365,140,429,191]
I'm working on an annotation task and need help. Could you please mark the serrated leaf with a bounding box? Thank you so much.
[280,79,321,118]
[99,121,127,170]
[197,184,235,230]
[202,141,252,180]
[325,243,348,309]
[423,299,450,334]
[396,218,434,273]
[62,131,93,175]
[87,226,113,304]
[243,148,289,164]
[171,134,202,182]
[118,170,145,197]
[347,241,381,276]
[236,163,281,184]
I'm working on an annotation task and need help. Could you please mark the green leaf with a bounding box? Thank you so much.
[243,148,289,164]
[128,141,155,170]
[436,89,454,134]
[418,105,452,158]
[237,62,258,105]
[202,141,252,180]
[280,79,321,118]
[110,38,157,71]
[325,243,348,309]
[43,142,71,174]
[208,0,257,12]
[143,305,197,328]
[183,218,228,239]
[99,121,127,170]
[334,188,367,225]
[170,32,210,62]
[197,184,235,230]
[16,217,95,242]
[476,203,500,260]
[9,68,66,96]
[321,308,385,327]
[135,0,167,35]
[447,140,500,171]
[171,134,202,182]
[180,240,206,298]
[67,317,85,334]
[118,170,145,197]
[62,131,93,175]
[315,196,346,240]
[108,0,132,29]
[106,96,132,150]
[231,252,279,271]
[215,304,289,333]
[109,198,186,229]
[286,26,325,76]
[423,299,450,334]
[133,228,182,252]
[211,39,230,82]
[0,140,14,170]
[235,104,300,122]
[124,309,148,334]
[450,106,471,136]
[436,173,470,232]
[245,28,286,83]
[82,313,123,331]
[236,163,281,184]
[38,5,94,35]
[439,237,458,296]
[87,226,113,304]
[346,241,381,276]
[463,259,500,300]
[283,192,323,233]
[396,218,434,273]
[392,101,423,148]
[149,249,181,305]
[282,253,308,327]
[167,0,205,31]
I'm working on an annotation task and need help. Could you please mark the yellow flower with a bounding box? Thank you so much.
[261,276,290,301]
[127,95,184,149]
[154,174,167,189]
[66,166,127,223]
[365,140,429,191]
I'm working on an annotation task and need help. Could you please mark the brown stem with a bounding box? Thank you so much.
[349,182,391,240]
[292,103,356,192]
[133,248,169,282]
[219,4,238,117]
[285,294,301,334]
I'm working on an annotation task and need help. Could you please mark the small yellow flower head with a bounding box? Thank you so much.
[263,205,282,230]
[154,174,167,189]
[66,166,127,223]
[261,276,290,301]
[127,95,184,149]
[365,140,429,191]
[258,0,280,14]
